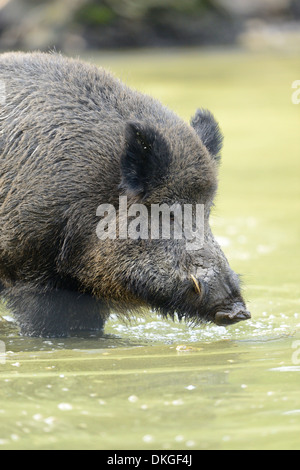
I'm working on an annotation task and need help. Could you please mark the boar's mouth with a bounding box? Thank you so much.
[205,300,251,326]
[125,274,251,327]
[213,305,251,326]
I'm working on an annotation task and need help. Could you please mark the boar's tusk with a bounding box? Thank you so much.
[190,274,201,295]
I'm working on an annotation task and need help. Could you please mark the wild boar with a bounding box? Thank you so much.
[0,52,250,337]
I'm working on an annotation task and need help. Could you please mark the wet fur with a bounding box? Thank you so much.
[0,52,245,337]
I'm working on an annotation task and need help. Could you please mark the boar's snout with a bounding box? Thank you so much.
[213,302,251,326]
[190,274,251,326]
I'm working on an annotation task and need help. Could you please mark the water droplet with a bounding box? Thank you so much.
[143,434,153,443]
[58,403,73,411]
[128,395,138,403]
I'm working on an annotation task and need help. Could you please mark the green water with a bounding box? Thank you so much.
[0,49,299,450]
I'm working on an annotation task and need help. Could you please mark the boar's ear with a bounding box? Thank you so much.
[190,109,223,163]
[120,122,169,197]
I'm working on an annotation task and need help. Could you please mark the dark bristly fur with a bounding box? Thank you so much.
[120,122,171,197]
[190,108,224,162]
[0,52,250,337]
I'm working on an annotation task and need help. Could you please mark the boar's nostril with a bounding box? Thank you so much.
[190,274,201,295]
[214,309,251,326]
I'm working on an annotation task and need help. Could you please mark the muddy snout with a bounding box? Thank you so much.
[214,302,251,326]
